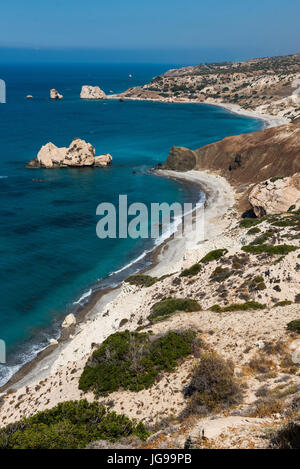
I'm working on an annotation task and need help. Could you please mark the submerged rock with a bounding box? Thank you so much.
[26,138,112,169]
[50,89,63,100]
[249,173,300,217]
[80,85,106,100]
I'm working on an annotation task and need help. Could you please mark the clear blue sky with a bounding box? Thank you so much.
[0,0,300,63]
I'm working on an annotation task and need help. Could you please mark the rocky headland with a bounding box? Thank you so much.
[115,53,300,122]
[26,138,112,169]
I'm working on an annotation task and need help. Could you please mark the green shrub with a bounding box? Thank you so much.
[242,244,298,255]
[274,301,292,308]
[209,301,265,313]
[148,298,201,322]
[200,249,228,263]
[249,275,266,291]
[250,230,275,245]
[0,400,148,449]
[240,218,263,228]
[247,227,261,235]
[180,263,201,277]
[125,274,157,287]
[210,266,232,282]
[79,330,198,396]
[287,320,300,333]
[182,352,242,416]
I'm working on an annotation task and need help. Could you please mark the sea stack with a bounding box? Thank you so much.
[50,89,63,100]
[80,85,107,100]
[26,138,112,168]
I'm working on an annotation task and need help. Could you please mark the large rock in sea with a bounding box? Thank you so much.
[50,89,63,100]
[80,85,106,100]
[26,138,112,168]
[249,173,300,217]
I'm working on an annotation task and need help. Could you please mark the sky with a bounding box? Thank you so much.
[0,0,300,63]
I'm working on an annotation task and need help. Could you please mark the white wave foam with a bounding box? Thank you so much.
[73,288,92,305]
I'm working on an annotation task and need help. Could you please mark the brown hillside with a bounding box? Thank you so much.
[164,124,300,185]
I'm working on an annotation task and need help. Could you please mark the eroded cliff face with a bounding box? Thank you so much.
[163,123,300,185]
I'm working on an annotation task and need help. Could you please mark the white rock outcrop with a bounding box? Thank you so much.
[94,153,113,167]
[37,142,68,168]
[80,85,106,100]
[50,89,63,100]
[27,139,112,168]
[62,314,76,328]
[249,173,300,217]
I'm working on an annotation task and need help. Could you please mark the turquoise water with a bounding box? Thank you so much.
[0,63,263,384]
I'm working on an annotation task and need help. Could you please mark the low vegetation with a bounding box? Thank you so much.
[180,263,202,277]
[79,330,199,396]
[209,301,266,313]
[242,244,298,255]
[200,249,228,263]
[182,352,242,417]
[287,320,300,333]
[125,274,158,287]
[0,400,148,449]
[274,300,292,307]
[148,297,201,322]
[240,218,264,228]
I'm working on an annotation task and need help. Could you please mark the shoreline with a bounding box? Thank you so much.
[0,96,285,395]
[0,168,232,393]
[107,94,290,129]
[0,173,204,392]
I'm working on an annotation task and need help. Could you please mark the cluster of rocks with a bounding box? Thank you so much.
[27,85,108,101]
[26,138,112,169]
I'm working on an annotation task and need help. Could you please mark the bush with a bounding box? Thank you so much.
[250,397,283,418]
[0,400,148,449]
[247,227,261,235]
[210,266,232,282]
[182,352,242,416]
[148,298,201,323]
[79,330,198,396]
[242,244,298,255]
[180,263,201,277]
[287,320,300,333]
[209,301,266,313]
[240,218,263,228]
[200,249,228,263]
[125,274,157,287]
[274,301,292,308]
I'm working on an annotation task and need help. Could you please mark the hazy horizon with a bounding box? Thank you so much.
[1,0,300,64]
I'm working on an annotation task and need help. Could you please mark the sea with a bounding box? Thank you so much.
[0,62,263,385]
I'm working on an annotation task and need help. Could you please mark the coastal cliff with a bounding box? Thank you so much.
[164,123,300,184]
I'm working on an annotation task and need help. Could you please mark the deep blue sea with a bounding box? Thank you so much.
[0,63,263,384]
